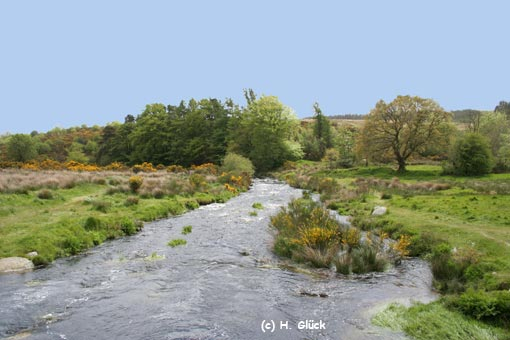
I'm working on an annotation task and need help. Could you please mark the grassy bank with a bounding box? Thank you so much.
[0,167,250,266]
[273,161,510,339]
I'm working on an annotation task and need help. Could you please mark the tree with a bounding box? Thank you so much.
[312,102,332,158]
[6,134,37,162]
[359,95,451,172]
[229,95,299,173]
[495,101,510,118]
[479,111,509,156]
[448,133,492,176]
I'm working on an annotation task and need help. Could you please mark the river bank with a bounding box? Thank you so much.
[0,168,248,269]
[0,179,436,339]
[272,162,510,339]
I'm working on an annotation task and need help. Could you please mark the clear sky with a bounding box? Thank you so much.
[0,0,508,134]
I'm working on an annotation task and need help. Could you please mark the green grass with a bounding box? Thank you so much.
[274,161,510,337]
[252,202,264,209]
[0,181,233,264]
[167,238,187,248]
[372,302,507,340]
[181,225,192,235]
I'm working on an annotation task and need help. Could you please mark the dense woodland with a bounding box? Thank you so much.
[1,92,509,175]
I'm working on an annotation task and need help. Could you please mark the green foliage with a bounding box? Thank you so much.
[312,102,333,158]
[124,196,139,206]
[7,134,37,162]
[120,218,140,235]
[446,289,510,325]
[249,211,258,216]
[359,95,451,172]
[181,225,192,235]
[447,133,493,176]
[220,152,255,177]
[229,95,300,173]
[144,251,165,261]
[252,202,263,209]
[350,244,387,274]
[90,199,111,213]
[372,302,506,340]
[84,216,102,231]
[494,100,510,118]
[167,238,187,248]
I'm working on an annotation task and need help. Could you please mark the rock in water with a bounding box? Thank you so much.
[0,257,34,273]
[372,206,387,216]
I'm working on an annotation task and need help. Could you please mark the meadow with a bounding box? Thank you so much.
[273,162,510,339]
[0,162,250,266]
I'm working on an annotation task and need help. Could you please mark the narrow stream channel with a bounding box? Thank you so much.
[0,179,436,339]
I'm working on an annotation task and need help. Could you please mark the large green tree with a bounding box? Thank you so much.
[359,95,451,172]
[229,95,299,173]
[6,134,37,162]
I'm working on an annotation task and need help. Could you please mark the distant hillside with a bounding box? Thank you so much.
[304,114,365,120]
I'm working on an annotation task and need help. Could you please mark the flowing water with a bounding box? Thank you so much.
[0,179,436,340]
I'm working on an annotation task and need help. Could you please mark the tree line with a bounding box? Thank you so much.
[1,92,509,175]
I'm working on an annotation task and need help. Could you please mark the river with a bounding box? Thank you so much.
[0,179,436,339]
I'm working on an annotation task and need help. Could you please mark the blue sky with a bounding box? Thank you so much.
[0,1,508,134]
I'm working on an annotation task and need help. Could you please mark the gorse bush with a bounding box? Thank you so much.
[128,175,143,193]
[270,196,390,271]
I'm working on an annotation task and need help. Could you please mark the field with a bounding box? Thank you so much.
[274,162,510,338]
[0,168,247,265]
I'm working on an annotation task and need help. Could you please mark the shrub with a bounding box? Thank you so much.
[334,253,352,275]
[184,199,199,210]
[430,243,479,293]
[220,153,255,177]
[120,218,139,235]
[181,225,192,235]
[132,162,156,173]
[447,133,493,176]
[167,238,187,248]
[31,255,50,267]
[91,200,111,213]
[189,173,207,191]
[446,289,510,325]
[191,163,218,175]
[152,188,165,199]
[273,237,300,258]
[249,211,258,216]
[334,244,387,274]
[351,244,387,274]
[408,231,443,257]
[124,196,139,206]
[166,165,186,173]
[128,175,143,193]
[84,216,102,231]
[296,246,337,268]
[380,192,392,200]
[37,189,53,199]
